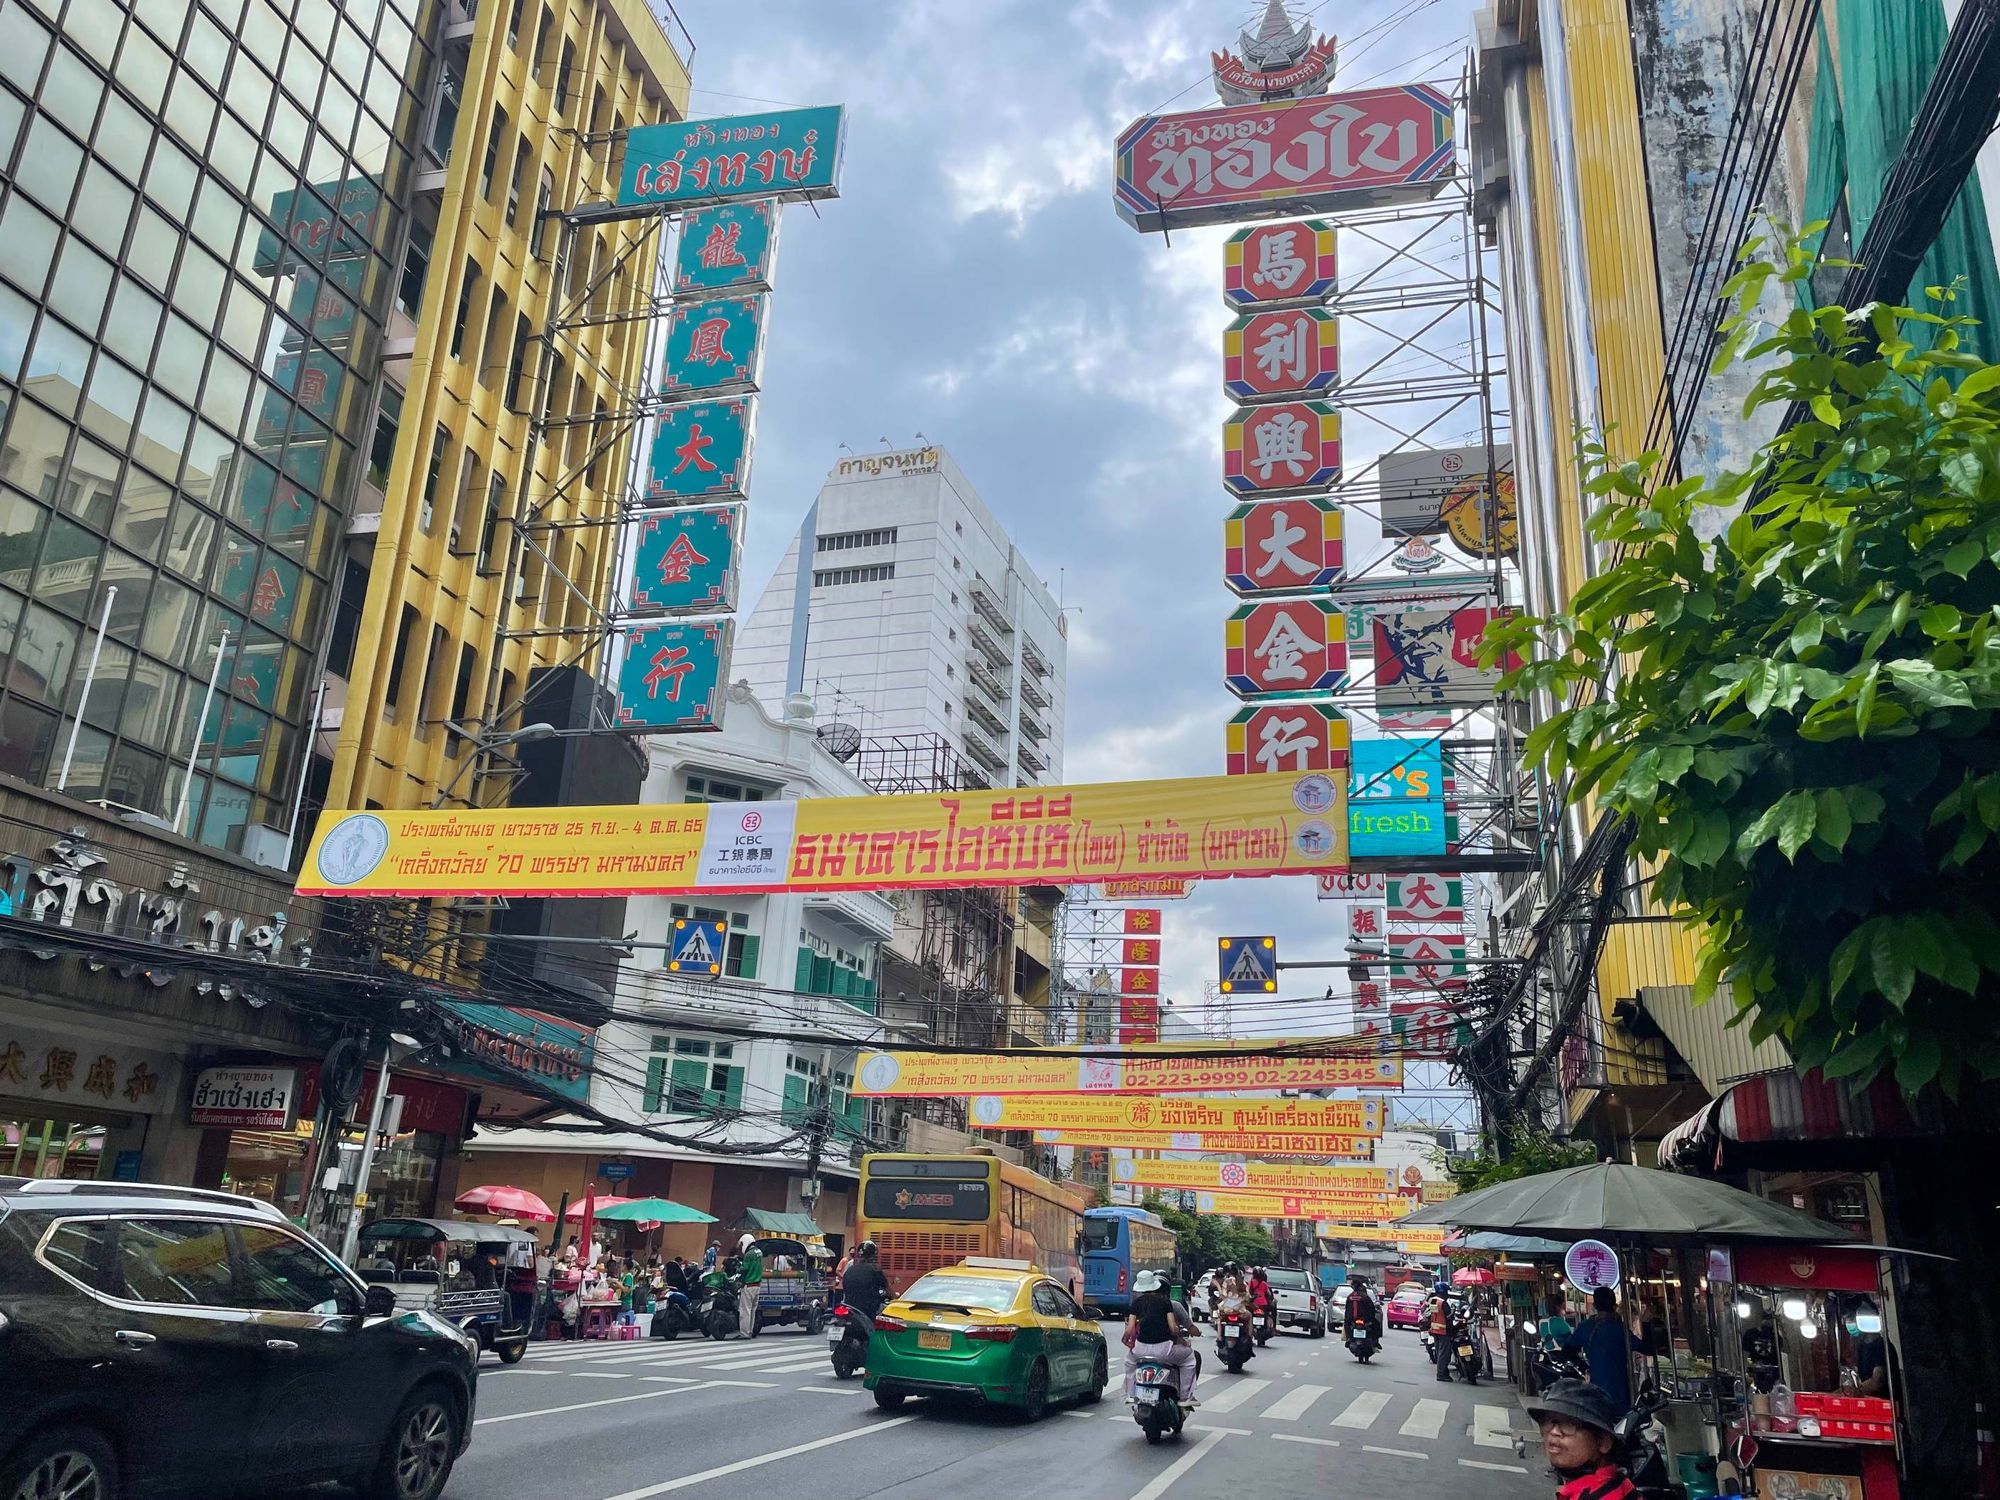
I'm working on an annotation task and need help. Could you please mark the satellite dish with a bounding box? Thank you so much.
[816,721,862,760]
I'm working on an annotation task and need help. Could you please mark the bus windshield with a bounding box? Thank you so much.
[1079,1218,1121,1251]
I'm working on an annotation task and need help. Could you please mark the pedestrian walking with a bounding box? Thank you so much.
[735,1233,764,1338]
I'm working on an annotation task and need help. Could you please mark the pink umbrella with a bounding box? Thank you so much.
[1451,1266,1496,1286]
[453,1185,556,1222]
[565,1193,634,1220]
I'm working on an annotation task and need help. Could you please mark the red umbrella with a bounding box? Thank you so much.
[565,1193,634,1220]
[1451,1266,1496,1286]
[453,1185,556,1222]
[576,1187,597,1267]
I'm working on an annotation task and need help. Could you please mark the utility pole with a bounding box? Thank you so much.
[800,1072,831,1217]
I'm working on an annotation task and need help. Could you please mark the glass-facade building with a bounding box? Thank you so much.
[0,0,430,856]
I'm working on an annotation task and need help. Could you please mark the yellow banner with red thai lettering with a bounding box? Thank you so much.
[1116,1160,1396,1193]
[1033,1129,1378,1158]
[1318,1222,1448,1254]
[968,1095,1385,1136]
[854,1039,1402,1097]
[295,770,1348,898]
[1193,1190,1409,1219]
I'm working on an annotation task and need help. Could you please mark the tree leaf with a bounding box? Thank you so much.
[1789,614,1825,655]
[1873,921,1916,1007]
[1943,537,1983,577]
[1814,791,1853,852]
[1942,449,1985,497]
[1896,1032,1943,1092]
[1885,658,1975,708]
[1775,790,1818,860]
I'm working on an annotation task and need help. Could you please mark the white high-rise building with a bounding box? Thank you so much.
[735,445,1068,787]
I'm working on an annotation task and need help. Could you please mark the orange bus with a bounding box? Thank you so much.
[856,1152,1094,1297]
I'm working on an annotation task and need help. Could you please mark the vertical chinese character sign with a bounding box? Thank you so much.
[618,140,840,733]
[1117,909,1165,1043]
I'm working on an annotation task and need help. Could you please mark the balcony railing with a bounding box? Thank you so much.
[962,722,1007,772]
[966,653,1010,702]
[1017,740,1047,775]
[1021,636,1052,679]
[1018,673,1048,710]
[1018,706,1049,743]
[965,689,1007,737]
[967,615,1010,667]
[968,575,1012,634]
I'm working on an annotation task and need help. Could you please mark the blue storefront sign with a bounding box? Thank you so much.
[614,620,733,732]
[432,1002,597,1105]
[673,201,781,299]
[661,294,767,399]
[1349,738,1449,857]
[627,504,742,618]
[598,1162,636,1182]
[645,397,755,505]
[618,105,846,209]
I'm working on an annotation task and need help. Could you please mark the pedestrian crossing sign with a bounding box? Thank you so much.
[1218,935,1278,993]
[669,917,727,976]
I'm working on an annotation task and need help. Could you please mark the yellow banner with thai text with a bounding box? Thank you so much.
[1192,1190,1410,1219]
[1318,1222,1448,1254]
[296,770,1348,898]
[1114,1159,1395,1193]
[1030,1129,1377,1158]
[970,1095,1384,1136]
[855,1040,1401,1097]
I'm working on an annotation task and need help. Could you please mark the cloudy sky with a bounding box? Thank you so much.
[669,0,1483,1047]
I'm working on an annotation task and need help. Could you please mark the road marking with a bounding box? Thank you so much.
[598,1416,921,1500]
[563,1371,631,1379]
[1195,1377,1270,1414]
[640,1376,696,1385]
[1271,1434,1341,1449]
[476,1379,728,1425]
[1362,1445,1428,1459]
[794,1385,865,1395]
[1400,1398,1448,1439]
[1061,1410,1096,1418]
[1472,1404,1518,1449]
[1461,1459,1528,1472]
[1332,1391,1391,1429]
[1126,1428,1230,1500]
[1260,1383,1331,1422]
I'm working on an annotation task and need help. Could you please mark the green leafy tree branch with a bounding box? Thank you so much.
[1487,228,2000,1094]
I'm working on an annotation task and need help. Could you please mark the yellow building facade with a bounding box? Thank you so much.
[326,0,689,812]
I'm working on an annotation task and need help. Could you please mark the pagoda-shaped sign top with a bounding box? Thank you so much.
[1211,0,1337,104]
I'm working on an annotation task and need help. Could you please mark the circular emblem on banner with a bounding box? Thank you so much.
[316,814,390,887]
[970,1095,1004,1126]
[1293,819,1335,858]
[1564,1238,1622,1292]
[859,1054,901,1093]
[741,809,763,834]
[1442,471,1520,559]
[1292,774,1336,814]
[1219,1162,1248,1189]
[1130,1101,1155,1127]
[1788,1253,1817,1282]
[1113,1159,1135,1181]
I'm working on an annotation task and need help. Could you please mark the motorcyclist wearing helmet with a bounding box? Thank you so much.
[841,1240,891,1322]
[1526,1379,1636,1500]
[1247,1266,1274,1330]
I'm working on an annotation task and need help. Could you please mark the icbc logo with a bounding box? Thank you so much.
[740,810,762,833]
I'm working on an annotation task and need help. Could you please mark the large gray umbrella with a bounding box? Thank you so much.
[1399,1162,1849,1244]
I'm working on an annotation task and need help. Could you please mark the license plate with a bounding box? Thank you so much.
[1458,1344,1474,1357]
[918,1330,952,1350]
[1135,1387,1160,1404]
[827,1327,845,1343]
[1222,1327,1239,1340]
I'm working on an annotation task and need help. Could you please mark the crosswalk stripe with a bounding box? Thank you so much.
[1260,1383,1332,1422]
[1332,1391,1391,1429]
[1399,1398,1448,1439]
[1195,1377,1271,1414]
[1362,1444,1428,1459]
[1461,1458,1528,1472]
[1472,1405,1518,1449]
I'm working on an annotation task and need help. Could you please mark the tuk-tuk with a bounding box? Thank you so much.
[746,1235,832,1333]
[355,1216,538,1364]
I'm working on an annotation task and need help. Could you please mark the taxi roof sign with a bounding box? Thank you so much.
[1218,935,1278,993]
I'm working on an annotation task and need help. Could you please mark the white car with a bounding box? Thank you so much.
[1261,1267,1327,1338]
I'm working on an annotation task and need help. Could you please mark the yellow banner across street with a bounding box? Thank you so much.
[855,1040,1402,1097]
[1319,1222,1448,1254]
[1029,1129,1377,1158]
[1192,1190,1411,1219]
[967,1095,1384,1136]
[1113,1159,1395,1193]
[297,770,1348,898]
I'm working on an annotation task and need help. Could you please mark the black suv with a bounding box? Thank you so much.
[0,1177,477,1500]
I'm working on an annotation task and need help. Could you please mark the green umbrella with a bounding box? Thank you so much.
[589,1197,716,1225]
[1397,1162,1849,1244]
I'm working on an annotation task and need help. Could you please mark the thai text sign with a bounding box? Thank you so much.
[969,1094,1384,1136]
[1115,1159,1395,1193]
[851,1039,1402,1097]
[1319,1223,1446,1253]
[626,505,742,617]
[661,293,767,398]
[1378,443,1515,537]
[613,620,732,731]
[1195,1190,1406,1219]
[298,771,1351,899]
[1225,495,1344,594]
[431,1002,596,1105]
[1030,1129,1377,1158]
[1099,877,1193,900]
[188,1066,300,1130]
[673,201,781,298]
[619,105,845,208]
[1116,85,1456,234]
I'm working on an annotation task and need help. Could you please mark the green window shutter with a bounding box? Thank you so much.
[734,934,760,981]
[670,1059,706,1110]
[844,1091,866,1134]
[723,1067,745,1110]
[811,955,834,994]
[782,1074,808,1122]
[795,946,814,991]
[832,966,852,997]
[643,1057,667,1112]
[861,975,876,999]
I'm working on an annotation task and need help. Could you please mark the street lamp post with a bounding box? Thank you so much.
[429,721,559,808]
[338,1031,423,1265]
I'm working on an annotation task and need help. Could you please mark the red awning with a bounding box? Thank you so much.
[1661,1067,1978,1172]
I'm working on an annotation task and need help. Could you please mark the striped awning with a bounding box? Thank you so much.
[1661,1067,1986,1172]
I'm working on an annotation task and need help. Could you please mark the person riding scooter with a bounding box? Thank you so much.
[841,1240,890,1322]
[1345,1278,1381,1352]
[1124,1270,1198,1407]
[1247,1267,1275,1341]
[1526,1378,1637,1499]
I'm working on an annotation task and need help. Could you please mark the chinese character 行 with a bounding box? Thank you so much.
[643,645,695,701]
[1254,712,1316,773]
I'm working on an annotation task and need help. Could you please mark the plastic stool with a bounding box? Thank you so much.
[581,1305,615,1339]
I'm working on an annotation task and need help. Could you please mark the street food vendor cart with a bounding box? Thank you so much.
[356,1216,537,1363]
[732,1210,834,1334]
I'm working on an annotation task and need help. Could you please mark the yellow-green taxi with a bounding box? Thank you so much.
[864,1258,1107,1419]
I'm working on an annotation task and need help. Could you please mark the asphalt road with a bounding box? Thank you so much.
[443,1315,1548,1500]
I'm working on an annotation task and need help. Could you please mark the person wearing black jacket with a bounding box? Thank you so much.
[841,1240,892,1321]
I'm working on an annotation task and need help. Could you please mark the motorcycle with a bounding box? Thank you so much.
[1130,1353,1186,1445]
[1528,1340,1590,1390]
[1252,1303,1276,1346]
[1215,1307,1254,1373]
[649,1286,697,1341]
[827,1302,873,1379]
[700,1276,742,1341]
[1344,1313,1381,1364]
[1451,1311,1482,1384]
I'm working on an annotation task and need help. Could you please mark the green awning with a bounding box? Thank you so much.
[738,1208,824,1237]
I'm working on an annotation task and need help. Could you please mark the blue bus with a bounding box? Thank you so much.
[1081,1206,1178,1315]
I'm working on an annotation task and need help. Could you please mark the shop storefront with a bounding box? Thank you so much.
[0,1014,181,1180]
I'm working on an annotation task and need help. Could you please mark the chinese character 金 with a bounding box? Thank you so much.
[124,1062,159,1104]
[83,1054,117,1099]
[40,1047,76,1092]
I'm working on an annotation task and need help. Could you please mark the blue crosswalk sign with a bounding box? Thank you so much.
[669,917,727,977]
[1217,935,1277,993]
